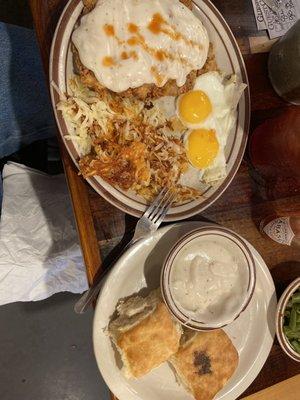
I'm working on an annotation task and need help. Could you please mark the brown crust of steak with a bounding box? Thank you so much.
[82,0,97,13]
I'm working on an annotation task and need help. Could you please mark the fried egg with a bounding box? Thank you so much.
[185,128,219,169]
[180,127,227,188]
[177,71,246,186]
[177,90,212,129]
[177,71,242,130]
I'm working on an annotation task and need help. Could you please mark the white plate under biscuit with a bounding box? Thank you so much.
[93,222,276,400]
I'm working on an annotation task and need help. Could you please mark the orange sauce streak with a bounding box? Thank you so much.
[127,32,191,67]
[148,13,165,34]
[155,49,167,61]
[102,56,115,67]
[147,13,202,50]
[128,23,139,34]
[150,66,164,86]
[121,51,129,60]
[103,24,115,36]
[101,15,195,70]
[130,51,138,60]
[161,27,181,41]
[120,51,138,60]
[170,22,202,49]
[116,37,125,46]
[127,37,139,46]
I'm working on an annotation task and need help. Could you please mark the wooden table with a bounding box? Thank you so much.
[29,0,300,398]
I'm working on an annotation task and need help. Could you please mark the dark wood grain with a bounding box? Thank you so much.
[29,0,102,284]
[61,143,102,283]
[29,0,300,398]
[29,0,68,65]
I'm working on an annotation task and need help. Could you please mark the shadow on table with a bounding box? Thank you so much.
[267,290,278,342]
[107,221,211,312]
[271,261,300,297]
[92,214,214,287]
[90,214,138,284]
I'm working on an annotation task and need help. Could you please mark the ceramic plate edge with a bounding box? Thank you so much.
[93,222,276,400]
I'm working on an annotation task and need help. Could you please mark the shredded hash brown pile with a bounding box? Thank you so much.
[57,77,203,203]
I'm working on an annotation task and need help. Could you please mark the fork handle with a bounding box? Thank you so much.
[74,240,133,314]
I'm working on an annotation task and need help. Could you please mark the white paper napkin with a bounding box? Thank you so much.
[0,162,88,306]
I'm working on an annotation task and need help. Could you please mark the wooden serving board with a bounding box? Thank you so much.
[242,374,300,400]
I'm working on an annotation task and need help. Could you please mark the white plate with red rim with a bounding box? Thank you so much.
[49,0,250,220]
[93,222,276,400]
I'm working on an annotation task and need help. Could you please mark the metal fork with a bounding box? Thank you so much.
[74,187,175,314]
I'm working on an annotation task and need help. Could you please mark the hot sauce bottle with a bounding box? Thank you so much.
[260,215,300,247]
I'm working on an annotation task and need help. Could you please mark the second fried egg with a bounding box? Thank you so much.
[176,71,246,184]
[185,128,219,169]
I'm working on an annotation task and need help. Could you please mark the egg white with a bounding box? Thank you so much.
[152,72,245,189]
[183,121,227,184]
[178,71,246,185]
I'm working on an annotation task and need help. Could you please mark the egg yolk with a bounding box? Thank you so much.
[187,129,219,169]
[179,90,212,124]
